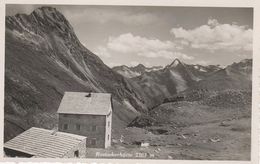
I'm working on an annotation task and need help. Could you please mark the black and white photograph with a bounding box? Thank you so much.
[2,2,257,162]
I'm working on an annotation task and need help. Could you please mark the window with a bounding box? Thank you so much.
[76,124,80,131]
[63,114,68,118]
[63,124,68,130]
[74,150,79,157]
[91,138,96,145]
[91,125,97,132]
[108,121,110,128]
[108,135,110,140]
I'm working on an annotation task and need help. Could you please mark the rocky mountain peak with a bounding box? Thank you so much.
[163,58,184,71]
[32,6,56,14]
[31,7,74,32]
[238,59,252,65]
[7,6,74,35]
[226,59,252,69]
[225,59,252,76]
[169,58,182,68]
[134,64,146,69]
[6,6,82,52]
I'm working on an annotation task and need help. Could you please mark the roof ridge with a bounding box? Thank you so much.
[57,92,112,115]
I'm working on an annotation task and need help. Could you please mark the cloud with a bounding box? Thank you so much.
[195,60,209,66]
[137,51,193,60]
[105,33,191,60]
[130,61,140,67]
[107,33,177,53]
[63,7,158,25]
[107,62,122,68]
[129,61,152,67]
[94,46,111,58]
[170,19,252,52]
[207,19,219,27]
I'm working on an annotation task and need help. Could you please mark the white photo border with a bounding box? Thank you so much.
[0,0,259,164]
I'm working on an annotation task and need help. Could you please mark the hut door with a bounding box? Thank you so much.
[74,150,79,157]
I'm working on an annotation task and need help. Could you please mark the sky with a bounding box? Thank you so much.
[6,5,253,68]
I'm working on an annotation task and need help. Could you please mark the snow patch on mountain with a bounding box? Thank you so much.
[169,70,187,92]
[123,100,141,115]
[118,70,141,78]
[147,67,163,72]
[115,66,141,78]
[199,68,207,72]
[113,64,163,78]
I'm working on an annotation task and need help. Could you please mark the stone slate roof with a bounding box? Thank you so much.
[57,92,112,115]
[4,127,86,158]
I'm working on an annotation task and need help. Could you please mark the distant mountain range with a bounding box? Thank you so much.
[112,64,163,78]
[129,59,252,128]
[114,59,223,107]
[113,59,221,80]
[4,7,252,142]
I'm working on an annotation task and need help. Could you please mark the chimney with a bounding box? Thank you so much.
[51,129,58,135]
